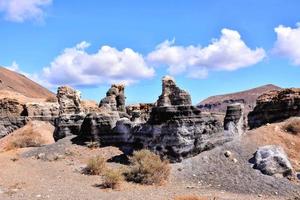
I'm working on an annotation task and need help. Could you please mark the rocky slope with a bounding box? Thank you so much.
[0,67,54,99]
[198,84,281,114]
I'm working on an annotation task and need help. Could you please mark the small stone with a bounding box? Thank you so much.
[258,194,262,197]
[36,153,46,160]
[192,174,196,177]
[224,151,232,158]
[36,194,42,198]
[232,158,238,163]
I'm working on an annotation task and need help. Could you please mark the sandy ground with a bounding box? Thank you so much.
[0,120,299,200]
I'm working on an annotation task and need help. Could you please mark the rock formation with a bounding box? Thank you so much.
[253,145,294,178]
[54,86,85,140]
[79,76,227,162]
[248,88,300,129]
[224,103,245,135]
[24,102,59,122]
[157,76,191,106]
[99,84,126,112]
[57,86,82,115]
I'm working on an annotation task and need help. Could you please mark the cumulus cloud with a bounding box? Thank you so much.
[42,41,155,87]
[0,0,52,22]
[5,60,19,71]
[147,29,266,78]
[273,23,300,65]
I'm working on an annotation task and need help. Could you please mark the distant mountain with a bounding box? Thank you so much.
[0,67,54,99]
[197,84,281,114]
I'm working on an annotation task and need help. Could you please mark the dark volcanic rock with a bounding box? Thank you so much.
[0,116,28,138]
[253,145,294,178]
[224,103,245,135]
[79,76,227,162]
[248,88,300,128]
[99,84,126,112]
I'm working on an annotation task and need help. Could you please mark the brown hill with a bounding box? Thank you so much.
[0,67,54,99]
[197,84,281,114]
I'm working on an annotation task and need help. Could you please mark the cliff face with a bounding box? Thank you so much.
[248,88,300,129]
[198,84,281,114]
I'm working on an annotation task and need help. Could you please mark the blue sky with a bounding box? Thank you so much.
[0,0,300,104]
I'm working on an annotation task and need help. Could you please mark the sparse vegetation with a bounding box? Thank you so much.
[86,156,107,175]
[5,129,45,151]
[125,149,171,185]
[283,117,300,135]
[102,168,124,189]
[174,195,209,200]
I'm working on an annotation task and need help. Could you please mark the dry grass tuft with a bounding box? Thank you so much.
[125,149,170,185]
[5,126,45,151]
[102,168,124,189]
[86,156,107,175]
[283,117,300,135]
[174,195,209,200]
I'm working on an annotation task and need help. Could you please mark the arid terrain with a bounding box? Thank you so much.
[0,68,299,200]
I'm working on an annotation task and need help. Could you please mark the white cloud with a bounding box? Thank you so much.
[5,60,19,71]
[0,0,52,22]
[42,41,155,87]
[147,28,266,78]
[273,23,300,65]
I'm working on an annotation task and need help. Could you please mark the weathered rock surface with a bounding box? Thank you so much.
[224,103,245,136]
[248,88,300,128]
[157,76,191,106]
[79,76,227,162]
[253,145,294,178]
[99,84,126,112]
[57,86,82,115]
[54,86,84,140]
[126,103,153,123]
[24,102,59,122]
[0,116,28,138]
[0,98,25,117]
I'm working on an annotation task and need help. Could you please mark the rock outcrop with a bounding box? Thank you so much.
[253,145,294,178]
[79,76,227,162]
[24,102,59,122]
[224,103,245,135]
[57,86,82,115]
[157,76,191,106]
[99,84,126,112]
[54,86,85,140]
[248,88,300,129]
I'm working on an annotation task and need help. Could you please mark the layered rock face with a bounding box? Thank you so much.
[157,76,191,106]
[99,84,126,112]
[54,86,85,140]
[248,88,300,128]
[253,145,294,178]
[79,76,226,162]
[126,103,153,123]
[24,102,59,122]
[224,103,245,135]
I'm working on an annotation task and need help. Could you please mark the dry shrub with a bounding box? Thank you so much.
[102,168,124,189]
[45,96,57,102]
[125,149,170,185]
[5,127,45,151]
[86,156,107,175]
[174,195,208,200]
[283,118,300,135]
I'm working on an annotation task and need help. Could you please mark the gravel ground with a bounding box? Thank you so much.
[0,130,298,200]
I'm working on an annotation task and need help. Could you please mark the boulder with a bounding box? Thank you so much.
[157,75,191,106]
[253,145,294,178]
[224,103,245,135]
[248,88,300,128]
[99,84,126,112]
